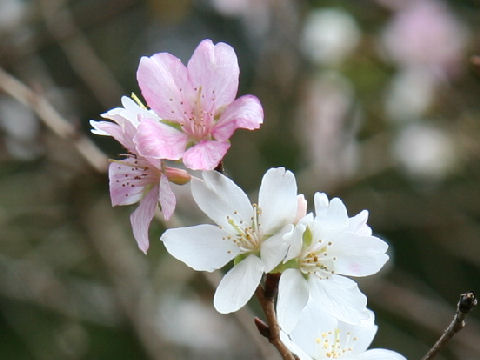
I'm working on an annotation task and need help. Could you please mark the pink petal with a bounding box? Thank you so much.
[98,114,138,153]
[213,95,263,141]
[187,40,239,113]
[182,140,230,170]
[121,119,139,153]
[108,159,154,206]
[90,119,135,151]
[159,174,176,220]
[130,185,159,254]
[134,116,188,160]
[136,53,193,121]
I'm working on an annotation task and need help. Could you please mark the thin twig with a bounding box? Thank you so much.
[255,274,296,360]
[421,291,477,360]
[39,0,124,107]
[0,66,108,173]
[365,277,480,357]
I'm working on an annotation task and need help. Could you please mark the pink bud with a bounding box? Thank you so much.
[164,167,191,185]
[295,194,307,223]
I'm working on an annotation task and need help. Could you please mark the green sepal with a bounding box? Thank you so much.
[234,253,249,265]
[302,227,313,248]
[160,120,182,130]
[270,259,299,274]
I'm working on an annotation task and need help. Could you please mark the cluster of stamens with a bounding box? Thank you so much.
[221,204,263,253]
[314,329,357,359]
[169,87,217,140]
[299,238,337,279]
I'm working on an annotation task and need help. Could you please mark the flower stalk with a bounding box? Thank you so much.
[255,274,297,360]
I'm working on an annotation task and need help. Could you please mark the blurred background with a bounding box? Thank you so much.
[1,0,480,359]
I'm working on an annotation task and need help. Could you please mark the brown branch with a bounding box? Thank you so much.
[255,273,296,360]
[0,66,108,173]
[365,277,480,357]
[421,291,477,360]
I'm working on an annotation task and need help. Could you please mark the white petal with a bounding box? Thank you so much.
[277,269,309,333]
[161,224,239,272]
[337,313,377,354]
[314,192,329,215]
[258,168,298,235]
[357,349,407,360]
[308,275,369,325]
[323,197,349,228]
[191,171,253,230]
[280,331,313,360]
[288,302,338,356]
[348,210,372,235]
[214,254,264,314]
[260,224,294,272]
[331,234,389,277]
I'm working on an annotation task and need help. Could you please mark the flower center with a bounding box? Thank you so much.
[314,328,358,359]
[224,204,262,253]
[182,87,215,140]
[299,240,336,279]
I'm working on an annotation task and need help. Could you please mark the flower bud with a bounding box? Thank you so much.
[164,167,191,185]
[295,194,307,223]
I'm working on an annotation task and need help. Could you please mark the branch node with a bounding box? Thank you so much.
[254,317,271,339]
[458,291,477,314]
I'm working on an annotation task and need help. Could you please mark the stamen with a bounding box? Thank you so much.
[131,92,147,109]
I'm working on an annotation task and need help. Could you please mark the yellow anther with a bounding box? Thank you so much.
[131,92,147,109]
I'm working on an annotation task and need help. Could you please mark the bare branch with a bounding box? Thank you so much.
[421,291,477,360]
[0,66,108,173]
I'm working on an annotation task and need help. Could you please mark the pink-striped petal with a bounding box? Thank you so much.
[130,185,159,254]
[182,140,230,170]
[159,174,176,220]
[187,40,239,113]
[108,159,155,206]
[134,116,188,160]
[213,95,263,141]
[137,53,193,121]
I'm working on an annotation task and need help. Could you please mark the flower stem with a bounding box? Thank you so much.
[255,274,297,360]
[421,291,477,360]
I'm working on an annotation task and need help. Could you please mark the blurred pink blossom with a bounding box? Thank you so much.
[135,39,263,170]
[382,0,467,71]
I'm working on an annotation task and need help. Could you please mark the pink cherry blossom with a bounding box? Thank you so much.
[135,39,264,170]
[91,96,190,253]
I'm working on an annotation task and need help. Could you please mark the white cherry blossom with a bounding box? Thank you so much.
[280,304,406,360]
[161,167,300,313]
[277,193,389,331]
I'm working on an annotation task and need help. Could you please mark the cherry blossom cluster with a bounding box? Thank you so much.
[92,39,405,360]
[91,39,263,253]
